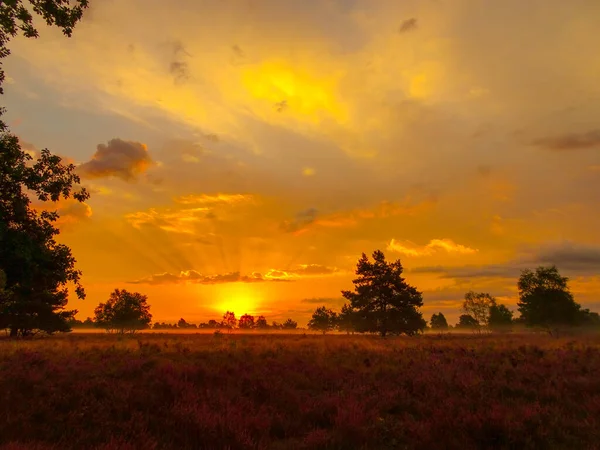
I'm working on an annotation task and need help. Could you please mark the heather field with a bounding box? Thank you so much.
[1,333,600,450]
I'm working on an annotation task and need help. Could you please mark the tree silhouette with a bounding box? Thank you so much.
[488,303,513,332]
[282,318,298,330]
[222,311,237,330]
[255,315,268,329]
[456,314,478,330]
[337,303,356,334]
[430,312,449,331]
[342,250,425,337]
[238,313,255,329]
[307,306,337,334]
[94,289,152,334]
[462,291,495,331]
[0,137,89,337]
[0,0,89,96]
[517,266,581,336]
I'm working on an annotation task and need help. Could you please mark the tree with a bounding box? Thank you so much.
[341,250,426,337]
[255,315,268,329]
[430,312,449,331]
[579,309,600,330]
[307,306,337,334]
[456,314,479,330]
[517,266,582,336]
[271,321,282,330]
[0,0,89,97]
[282,318,298,330]
[238,313,255,329]
[222,311,237,330]
[177,318,196,329]
[488,303,514,332]
[0,135,89,337]
[462,291,495,331]
[337,303,356,334]
[94,289,152,334]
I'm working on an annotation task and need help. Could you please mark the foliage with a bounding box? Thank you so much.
[0,0,89,96]
[517,266,582,336]
[341,250,426,336]
[222,311,237,330]
[1,333,600,449]
[579,309,600,330]
[488,303,514,332]
[0,135,89,337]
[456,314,479,330]
[255,315,268,329]
[430,312,448,331]
[282,318,298,330]
[307,306,337,334]
[177,318,196,329]
[462,291,495,330]
[93,289,152,334]
[337,303,356,333]
[238,313,255,329]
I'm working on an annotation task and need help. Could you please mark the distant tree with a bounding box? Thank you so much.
[177,318,196,329]
[462,291,495,331]
[488,303,514,332]
[238,313,255,329]
[579,308,600,325]
[456,314,479,331]
[337,303,356,334]
[82,317,94,327]
[341,250,426,337]
[517,266,582,336]
[271,321,282,330]
[255,315,268,329]
[222,311,237,330]
[430,312,449,331]
[307,306,337,334]
[282,318,298,330]
[94,289,152,334]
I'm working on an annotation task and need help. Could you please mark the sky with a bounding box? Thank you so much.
[3,0,600,325]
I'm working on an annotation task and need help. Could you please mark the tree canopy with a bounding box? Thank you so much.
[517,266,581,336]
[430,312,449,331]
[0,136,89,337]
[462,291,495,330]
[307,306,337,334]
[94,289,152,334]
[456,314,479,330]
[0,0,89,95]
[341,250,425,336]
[488,303,514,332]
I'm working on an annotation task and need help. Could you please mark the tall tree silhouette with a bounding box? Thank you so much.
[342,250,425,337]
[518,266,581,336]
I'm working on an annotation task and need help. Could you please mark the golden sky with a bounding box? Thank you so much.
[4,0,600,325]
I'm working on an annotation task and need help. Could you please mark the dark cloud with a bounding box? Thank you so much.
[170,61,190,85]
[535,241,600,274]
[398,18,418,33]
[411,241,600,280]
[128,270,290,285]
[288,264,339,276]
[532,129,600,151]
[280,207,318,233]
[79,138,153,181]
[169,41,192,85]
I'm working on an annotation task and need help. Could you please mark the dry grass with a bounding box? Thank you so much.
[1,332,599,449]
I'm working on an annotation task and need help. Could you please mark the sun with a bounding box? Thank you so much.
[213,283,261,316]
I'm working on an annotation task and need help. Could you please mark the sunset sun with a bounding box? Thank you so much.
[213,283,261,316]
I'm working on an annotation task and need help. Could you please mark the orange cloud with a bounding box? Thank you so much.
[129,270,291,285]
[388,238,478,257]
[175,193,254,205]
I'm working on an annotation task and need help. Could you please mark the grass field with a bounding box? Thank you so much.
[1,332,599,449]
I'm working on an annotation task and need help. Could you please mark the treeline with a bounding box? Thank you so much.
[307,258,600,337]
[66,291,300,334]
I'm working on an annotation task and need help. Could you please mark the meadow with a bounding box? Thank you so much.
[1,332,599,450]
